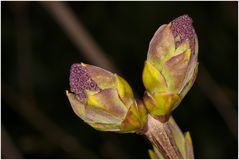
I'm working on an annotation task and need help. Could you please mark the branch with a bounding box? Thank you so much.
[142,115,183,159]
[1,126,23,158]
[197,65,238,138]
[6,3,98,157]
[2,83,98,158]
[40,1,117,72]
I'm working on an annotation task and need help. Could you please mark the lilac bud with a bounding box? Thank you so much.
[143,15,199,116]
[69,63,99,104]
[171,15,196,54]
[67,63,147,132]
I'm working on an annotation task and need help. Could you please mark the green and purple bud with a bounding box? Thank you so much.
[143,15,199,117]
[66,63,147,133]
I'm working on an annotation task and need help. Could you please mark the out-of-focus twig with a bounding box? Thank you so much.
[40,1,117,73]
[2,82,98,158]
[197,65,238,138]
[12,2,33,96]
[8,3,98,158]
[1,126,23,159]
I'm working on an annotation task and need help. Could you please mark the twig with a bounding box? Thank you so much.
[8,3,98,158]
[197,65,238,138]
[1,126,23,158]
[142,115,183,159]
[2,83,98,158]
[40,1,117,73]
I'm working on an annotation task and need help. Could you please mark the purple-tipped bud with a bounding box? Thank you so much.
[143,15,199,116]
[171,15,196,54]
[67,63,147,133]
[69,64,99,104]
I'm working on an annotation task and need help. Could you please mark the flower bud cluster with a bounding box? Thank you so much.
[67,15,198,132]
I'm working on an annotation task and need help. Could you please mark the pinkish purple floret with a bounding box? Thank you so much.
[69,63,99,104]
[171,15,196,53]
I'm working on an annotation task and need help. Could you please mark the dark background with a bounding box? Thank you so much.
[2,1,238,159]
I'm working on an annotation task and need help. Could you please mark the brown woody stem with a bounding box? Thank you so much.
[140,114,183,159]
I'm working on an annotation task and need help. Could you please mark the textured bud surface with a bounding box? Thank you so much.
[70,64,99,104]
[171,15,196,53]
[67,63,147,132]
[143,15,199,116]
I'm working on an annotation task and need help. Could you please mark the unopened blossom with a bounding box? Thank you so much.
[67,63,147,133]
[143,15,199,116]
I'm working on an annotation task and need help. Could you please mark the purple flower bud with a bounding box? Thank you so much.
[69,63,99,104]
[171,15,196,53]
[143,15,199,116]
[67,63,148,133]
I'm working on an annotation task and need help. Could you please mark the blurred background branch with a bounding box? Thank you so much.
[1,126,23,158]
[2,82,98,158]
[2,2,98,158]
[40,1,117,73]
[197,65,238,138]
